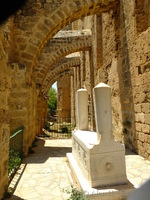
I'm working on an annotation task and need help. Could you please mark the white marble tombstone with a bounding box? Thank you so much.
[76,88,88,130]
[72,83,127,187]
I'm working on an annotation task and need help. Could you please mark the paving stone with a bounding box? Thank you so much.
[6,138,150,200]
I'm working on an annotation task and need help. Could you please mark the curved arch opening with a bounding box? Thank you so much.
[30,0,118,74]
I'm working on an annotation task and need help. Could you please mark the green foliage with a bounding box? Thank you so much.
[45,121,50,131]
[62,126,68,133]
[8,150,21,175]
[63,185,89,200]
[47,87,57,116]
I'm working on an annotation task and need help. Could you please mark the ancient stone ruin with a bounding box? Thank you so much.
[0,0,150,198]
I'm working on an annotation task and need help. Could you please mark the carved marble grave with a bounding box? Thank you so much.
[72,83,127,187]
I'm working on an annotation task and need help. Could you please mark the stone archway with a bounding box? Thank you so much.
[47,69,74,120]
[34,30,91,87]
[12,0,118,73]
[42,56,80,95]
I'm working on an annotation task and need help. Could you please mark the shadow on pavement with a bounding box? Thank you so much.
[22,137,72,164]
[5,137,72,200]
[3,195,25,200]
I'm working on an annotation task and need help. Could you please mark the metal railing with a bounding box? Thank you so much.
[9,126,24,179]
[40,117,76,139]
[38,116,95,139]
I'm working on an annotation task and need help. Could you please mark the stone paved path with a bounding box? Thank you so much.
[6,138,72,200]
[125,149,150,188]
[5,137,150,200]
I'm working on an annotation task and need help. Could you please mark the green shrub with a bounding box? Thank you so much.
[63,185,89,200]
[47,88,57,116]
[45,121,50,131]
[8,150,21,176]
[62,126,68,133]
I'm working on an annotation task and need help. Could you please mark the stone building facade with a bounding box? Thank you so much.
[0,0,150,198]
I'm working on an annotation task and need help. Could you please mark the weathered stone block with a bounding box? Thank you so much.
[0,93,7,109]
[134,132,139,140]
[142,103,150,114]
[134,104,141,113]
[146,135,150,144]
[145,114,150,125]
[2,128,9,143]
[137,140,143,151]
[135,123,142,132]
[139,132,145,142]
[137,93,146,103]
[142,124,150,134]
[145,143,150,154]
[135,113,145,123]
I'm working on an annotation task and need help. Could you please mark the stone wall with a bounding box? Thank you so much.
[135,0,150,35]
[74,1,150,159]
[0,0,150,198]
[9,64,38,156]
[119,0,150,159]
[97,9,123,141]
[0,21,11,198]
[36,95,47,136]
[77,16,96,129]
[132,28,150,159]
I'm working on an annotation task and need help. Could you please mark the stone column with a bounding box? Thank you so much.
[71,76,75,122]
[93,82,112,142]
[77,88,88,130]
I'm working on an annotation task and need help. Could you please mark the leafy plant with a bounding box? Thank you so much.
[63,185,89,200]
[62,126,68,133]
[45,121,50,131]
[47,87,57,116]
[8,150,21,176]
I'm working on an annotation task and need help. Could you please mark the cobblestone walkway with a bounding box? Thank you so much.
[5,137,150,200]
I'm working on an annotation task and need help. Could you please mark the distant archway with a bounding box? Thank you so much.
[34,34,91,87]
[42,57,80,93]
[43,69,74,97]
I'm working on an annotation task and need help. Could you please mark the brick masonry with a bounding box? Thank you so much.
[0,0,150,198]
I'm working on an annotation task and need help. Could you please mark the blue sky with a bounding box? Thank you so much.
[52,82,57,91]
